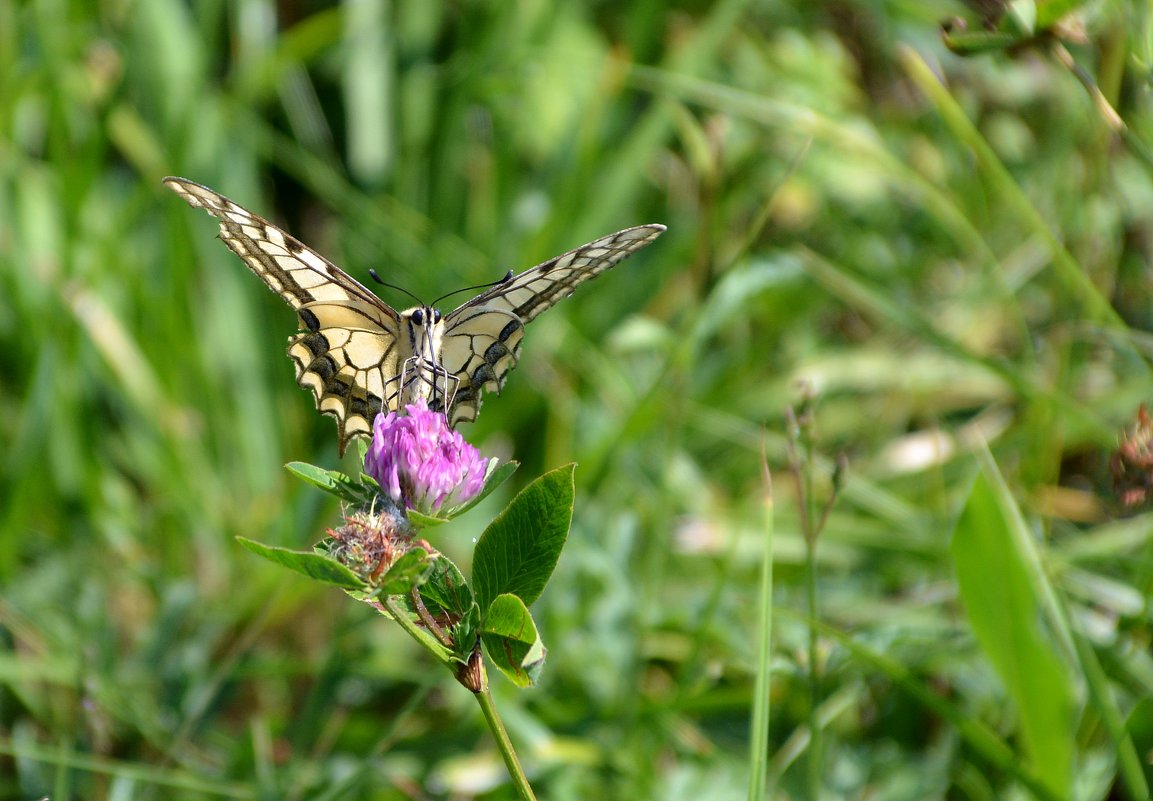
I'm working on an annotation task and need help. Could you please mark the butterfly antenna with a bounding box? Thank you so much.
[368,268,425,306]
[431,270,515,307]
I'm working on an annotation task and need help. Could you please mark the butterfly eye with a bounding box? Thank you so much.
[433,309,442,324]
[411,309,424,326]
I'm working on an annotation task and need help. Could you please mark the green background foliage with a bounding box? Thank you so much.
[2,0,1151,799]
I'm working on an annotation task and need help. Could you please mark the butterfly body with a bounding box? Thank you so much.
[164,176,664,454]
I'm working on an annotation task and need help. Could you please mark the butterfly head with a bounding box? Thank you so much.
[407,306,443,328]
[400,304,446,373]
[399,305,455,416]
[403,306,445,359]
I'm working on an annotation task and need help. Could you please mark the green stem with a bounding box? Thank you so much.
[804,509,820,800]
[802,438,821,800]
[747,455,774,801]
[381,597,537,799]
[379,596,452,666]
[475,678,538,801]
[785,405,822,801]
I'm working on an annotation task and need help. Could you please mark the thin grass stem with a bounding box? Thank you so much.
[747,446,775,801]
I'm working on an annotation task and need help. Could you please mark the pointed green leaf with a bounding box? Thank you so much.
[941,28,1019,55]
[451,604,483,664]
[407,508,452,528]
[1125,697,1153,788]
[285,461,371,505]
[951,456,1076,799]
[480,593,546,688]
[418,552,474,620]
[236,536,366,590]
[445,460,519,518]
[1006,0,1036,33]
[376,548,436,596]
[1035,0,1086,29]
[472,464,574,612]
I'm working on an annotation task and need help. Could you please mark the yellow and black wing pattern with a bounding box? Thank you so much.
[166,175,666,449]
[164,177,402,455]
[440,224,666,425]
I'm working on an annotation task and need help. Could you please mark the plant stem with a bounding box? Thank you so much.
[747,450,774,801]
[379,596,452,666]
[804,478,821,801]
[474,678,538,801]
[410,587,452,648]
[786,404,822,801]
[382,597,537,798]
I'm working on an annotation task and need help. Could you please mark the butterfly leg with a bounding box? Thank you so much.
[400,356,460,417]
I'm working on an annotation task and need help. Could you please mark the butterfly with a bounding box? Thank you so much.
[164,177,665,455]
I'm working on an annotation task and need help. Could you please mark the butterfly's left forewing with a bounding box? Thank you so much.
[164,177,404,455]
[440,224,666,424]
[287,301,403,452]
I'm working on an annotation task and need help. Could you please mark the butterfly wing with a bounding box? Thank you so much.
[164,177,404,455]
[441,224,666,425]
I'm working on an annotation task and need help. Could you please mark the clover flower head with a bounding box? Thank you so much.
[364,399,492,516]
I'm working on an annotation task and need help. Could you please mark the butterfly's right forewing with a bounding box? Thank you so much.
[164,177,404,455]
[440,224,666,425]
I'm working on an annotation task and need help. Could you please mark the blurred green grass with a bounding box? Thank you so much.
[2,1,1152,799]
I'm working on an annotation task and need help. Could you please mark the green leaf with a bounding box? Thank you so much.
[1035,0,1087,29]
[418,551,474,620]
[376,548,436,596]
[472,464,575,612]
[407,508,451,528]
[236,536,366,590]
[951,455,1076,800]
[445,460,519,517]
[480,593,546,688]
[1006,0,1036,33]
[941,28,1020,56]
[1126,697,1153,789]
[285,461,370,505]
[802,611,1067,801]
[451,604,483,664]
[940,0,1092,56]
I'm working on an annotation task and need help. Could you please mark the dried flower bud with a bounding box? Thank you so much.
[327,505,417,583]
[1111,404,1153,509]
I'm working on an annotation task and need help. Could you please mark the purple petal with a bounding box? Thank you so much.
[363,400,493,516]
